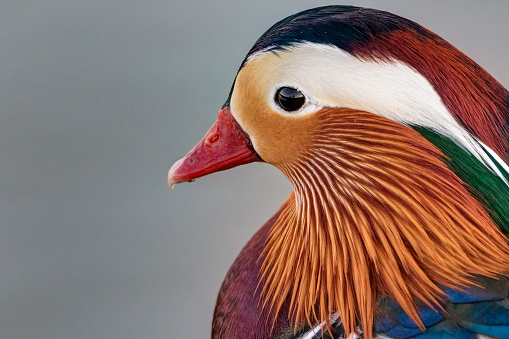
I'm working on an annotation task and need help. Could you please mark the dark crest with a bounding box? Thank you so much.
[243,5,432,64]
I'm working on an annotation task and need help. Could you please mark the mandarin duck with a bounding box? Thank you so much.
[168,5,509,339]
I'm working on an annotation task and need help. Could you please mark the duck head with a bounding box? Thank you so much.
[169,5,509,338]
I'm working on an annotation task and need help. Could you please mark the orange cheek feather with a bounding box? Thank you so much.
[230,64,317,165]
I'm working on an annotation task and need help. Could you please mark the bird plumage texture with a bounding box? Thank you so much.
[169,5,509,339]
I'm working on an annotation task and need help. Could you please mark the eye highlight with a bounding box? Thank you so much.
[275,87,305,112]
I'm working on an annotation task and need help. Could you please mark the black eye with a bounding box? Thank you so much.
[275,87,305,112]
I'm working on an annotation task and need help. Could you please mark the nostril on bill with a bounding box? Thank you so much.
[206,134,221,146]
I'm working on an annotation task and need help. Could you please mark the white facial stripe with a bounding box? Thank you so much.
[241,42,509,185]
[248,42,466,138]
[477,139,509,184]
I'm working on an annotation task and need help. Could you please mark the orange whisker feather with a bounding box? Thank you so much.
[260,108,509,339]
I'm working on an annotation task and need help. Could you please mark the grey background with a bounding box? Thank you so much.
[1,1,508,338]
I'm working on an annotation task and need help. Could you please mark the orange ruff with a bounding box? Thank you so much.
[260,108,509,338]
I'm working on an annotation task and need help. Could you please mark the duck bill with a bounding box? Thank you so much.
[168,107,260,189]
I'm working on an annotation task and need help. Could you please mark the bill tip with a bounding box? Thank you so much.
[168,158,185,190]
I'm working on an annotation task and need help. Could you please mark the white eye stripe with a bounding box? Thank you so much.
[251,42,458,134]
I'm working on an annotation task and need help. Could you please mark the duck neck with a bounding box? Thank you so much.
[260,109,509,339]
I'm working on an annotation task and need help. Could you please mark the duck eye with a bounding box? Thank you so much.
[275,87,305,112]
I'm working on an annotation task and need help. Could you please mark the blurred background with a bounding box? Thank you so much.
[1,1,508,338]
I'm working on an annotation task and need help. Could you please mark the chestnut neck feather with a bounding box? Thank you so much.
[357,29,509,160]
[260,108,509,339]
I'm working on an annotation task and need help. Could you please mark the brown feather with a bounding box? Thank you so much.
[357,29,509,161]
[259,108,509,338]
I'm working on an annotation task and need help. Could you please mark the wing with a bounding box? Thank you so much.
[284,275,509,339]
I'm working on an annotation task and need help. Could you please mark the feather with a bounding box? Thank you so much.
[170,5,509,339]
